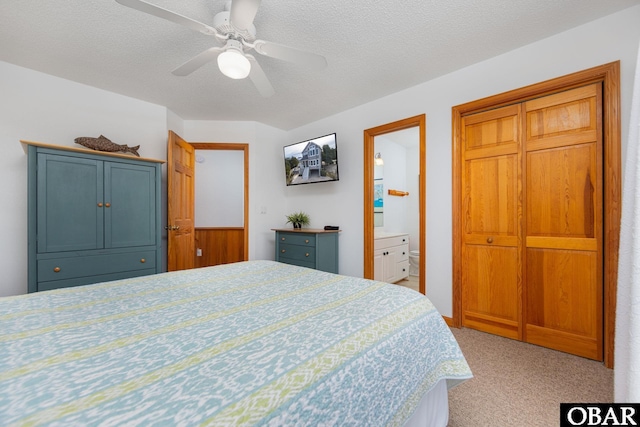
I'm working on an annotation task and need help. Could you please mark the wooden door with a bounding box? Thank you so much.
[167,131,195,271]
[461,105,523,340]
[524,84,603,360]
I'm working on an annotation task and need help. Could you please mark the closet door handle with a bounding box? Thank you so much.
[105,202,111,208]
[97,202,103,207]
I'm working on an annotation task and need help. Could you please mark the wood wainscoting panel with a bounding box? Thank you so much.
[195,227,245,268]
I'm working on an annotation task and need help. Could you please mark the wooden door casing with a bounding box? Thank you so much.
[168,131,195,271]
[452,62,620,367]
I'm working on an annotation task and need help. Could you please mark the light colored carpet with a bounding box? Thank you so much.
[447,327,613,427]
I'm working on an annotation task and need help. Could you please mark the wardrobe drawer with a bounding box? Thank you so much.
[37,268,157,292]
[277,233,316,246]
[278,244,316,262]
[38,250,156,282]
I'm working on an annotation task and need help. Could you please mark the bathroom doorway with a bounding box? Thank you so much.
[364,115,425,294]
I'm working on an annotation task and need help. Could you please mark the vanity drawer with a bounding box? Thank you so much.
[278,244,316,262]
[277,233,316,246]
[374,235,409,250]
[396,260,410,280]
[396,246,409,262]
[38,250,156,282]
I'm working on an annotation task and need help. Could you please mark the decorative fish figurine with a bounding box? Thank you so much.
[74,135,140,157]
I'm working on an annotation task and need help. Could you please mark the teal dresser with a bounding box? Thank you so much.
[24,141,163,292]
[273,228,340,273]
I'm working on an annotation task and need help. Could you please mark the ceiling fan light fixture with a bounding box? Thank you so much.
[218,45,251,79]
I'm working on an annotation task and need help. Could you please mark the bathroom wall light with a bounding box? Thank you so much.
[374,152,384,166]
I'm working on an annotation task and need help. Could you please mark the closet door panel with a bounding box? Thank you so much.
[526,143,597,238]
[526,248,599,359]
[462,244,520,339]
[461,105,522,340]
[523,83,602,360]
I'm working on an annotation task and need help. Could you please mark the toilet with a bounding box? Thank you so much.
[409,250,420,276]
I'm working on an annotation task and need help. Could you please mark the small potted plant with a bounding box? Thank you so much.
[286,211,310,229]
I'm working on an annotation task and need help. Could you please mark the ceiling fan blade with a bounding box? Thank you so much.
[246,55,275,98]
[229,0,261,32]
[115,0,218,35]
[172,47,223,76]
[253,40,327,69]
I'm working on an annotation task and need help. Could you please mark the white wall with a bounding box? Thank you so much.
[282,6,640,316]
[1,5,638,320]
[375,137,408,234]
[0,61,169,297]
[194,150,245,227]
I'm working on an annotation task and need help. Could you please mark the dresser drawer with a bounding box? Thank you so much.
[278,244,316,262]
[278,257,316,270]
[38,250,156,282]
[277,233,316,246]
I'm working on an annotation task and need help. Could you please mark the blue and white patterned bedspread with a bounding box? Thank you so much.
[0,260,471,426]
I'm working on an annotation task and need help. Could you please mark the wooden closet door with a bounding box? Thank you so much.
[461,105,523,340]
[524,84,603,360]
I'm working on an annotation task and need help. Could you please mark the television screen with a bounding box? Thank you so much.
[283,133,339,186]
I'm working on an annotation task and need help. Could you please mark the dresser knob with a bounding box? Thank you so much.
[140,258,146,263]
[53,267,61,273]
[305,239,309,243]
[487,237,494,244]
[281,249,286,253]
[305,253,310,257]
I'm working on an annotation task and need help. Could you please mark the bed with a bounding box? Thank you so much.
[0,260,472,426]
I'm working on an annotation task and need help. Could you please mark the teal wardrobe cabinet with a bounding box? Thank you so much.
[272,229,340,273]
[24,141,163,293]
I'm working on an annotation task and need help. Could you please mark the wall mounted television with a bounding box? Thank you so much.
[283,133,339,186]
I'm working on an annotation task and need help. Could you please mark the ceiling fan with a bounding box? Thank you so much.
[115,0,328,97]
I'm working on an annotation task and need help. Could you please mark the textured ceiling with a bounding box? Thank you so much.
[1,0,639,130]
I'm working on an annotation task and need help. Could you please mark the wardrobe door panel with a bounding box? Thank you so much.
[37,154,103,252]
[105,162,157,248]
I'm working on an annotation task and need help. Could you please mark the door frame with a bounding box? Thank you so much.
[364,114,426,294]
[451,61,621,368]
[191,142,250,261]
